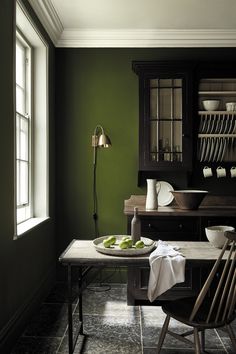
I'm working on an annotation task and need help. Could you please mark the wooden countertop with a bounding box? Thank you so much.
[124,195,236,216]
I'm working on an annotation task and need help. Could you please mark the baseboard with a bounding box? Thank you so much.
[0,264,56,354]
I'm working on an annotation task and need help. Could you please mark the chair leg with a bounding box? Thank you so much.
[226,324,236,352]
[156,314,170,353]
[200,330,205,352]
[193,328,201,354]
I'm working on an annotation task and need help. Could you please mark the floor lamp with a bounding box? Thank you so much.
[92,125,111,238]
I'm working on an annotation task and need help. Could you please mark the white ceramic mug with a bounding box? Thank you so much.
[216,166,226,178]
[230,166,236,178]
[226,102,236,111]
[203,166,213,178]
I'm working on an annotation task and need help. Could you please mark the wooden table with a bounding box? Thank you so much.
[59,239,229,354]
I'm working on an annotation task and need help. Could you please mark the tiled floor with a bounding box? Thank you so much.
[11,282,236,354]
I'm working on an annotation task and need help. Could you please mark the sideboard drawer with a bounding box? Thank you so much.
[127,216,200,241]
[127,266,200,305]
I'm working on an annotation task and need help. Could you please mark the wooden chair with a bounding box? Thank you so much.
[157,230,236,354]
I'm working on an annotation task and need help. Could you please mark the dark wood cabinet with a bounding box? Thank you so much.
[133,60,236,187]
[132,61,194,173]
[124,195,236,305]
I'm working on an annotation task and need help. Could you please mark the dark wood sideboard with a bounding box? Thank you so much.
[124,195,236,305]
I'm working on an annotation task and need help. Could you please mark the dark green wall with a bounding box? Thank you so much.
[55,47,236,254]
[0,1,56,351]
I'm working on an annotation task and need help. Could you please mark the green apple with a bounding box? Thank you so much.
[103,239,111,248]
[119,240,129,249]
[107,236,116,245]
[135,240,145,249]
[126,239,133,248]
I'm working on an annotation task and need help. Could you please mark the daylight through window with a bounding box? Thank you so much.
[16,33,32,224]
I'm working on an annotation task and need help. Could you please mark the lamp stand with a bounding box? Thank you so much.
[91,125,111,238]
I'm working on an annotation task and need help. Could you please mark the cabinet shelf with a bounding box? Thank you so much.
[198,134,236,138]
[199,91,236,96]
[198,111,236,115]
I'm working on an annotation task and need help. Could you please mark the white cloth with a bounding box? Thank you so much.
[147,240,186,302]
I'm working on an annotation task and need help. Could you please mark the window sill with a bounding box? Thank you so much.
[15,217,50,238]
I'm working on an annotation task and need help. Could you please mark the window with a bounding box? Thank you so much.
[16,33,32,224]
[15,1,49,237]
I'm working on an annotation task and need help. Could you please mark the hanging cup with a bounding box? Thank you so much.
[230,166,236,178]
[216,166,226,178]
[203,166,213,178]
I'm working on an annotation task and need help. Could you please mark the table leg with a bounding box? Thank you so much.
[67,264,87,354]
[67,264,73,354]
[78,266,83,334]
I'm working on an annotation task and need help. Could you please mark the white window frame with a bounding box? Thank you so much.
[15,0,49,238]
[16,31,32,224]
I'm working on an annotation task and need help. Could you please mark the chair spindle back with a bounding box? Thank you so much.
[190,231,236,324]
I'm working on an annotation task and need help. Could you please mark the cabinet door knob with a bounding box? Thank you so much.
[148,223,157,230]
[178,224,183,229]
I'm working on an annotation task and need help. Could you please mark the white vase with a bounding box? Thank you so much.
[146,179,158,210]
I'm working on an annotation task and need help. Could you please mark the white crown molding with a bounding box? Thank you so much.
[57,29,236,48]
[27,0,63,45]
[27,1,236,48]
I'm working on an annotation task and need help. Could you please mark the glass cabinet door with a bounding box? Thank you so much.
[133,61,193,175]
[149,78,183,163]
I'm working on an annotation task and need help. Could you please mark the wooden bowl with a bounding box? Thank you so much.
[171,190,208,210]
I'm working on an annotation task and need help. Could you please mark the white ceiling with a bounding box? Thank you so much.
[28,0,236,47]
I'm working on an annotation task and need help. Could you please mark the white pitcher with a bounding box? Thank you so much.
[146,179,158,210]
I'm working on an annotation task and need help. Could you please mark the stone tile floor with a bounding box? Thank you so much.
[11,282,236,354]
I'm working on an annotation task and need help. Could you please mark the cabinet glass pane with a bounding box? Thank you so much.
[160,89,172,119]
[174,88,182,119]
[150,121,182,162]
[149,78,183,162]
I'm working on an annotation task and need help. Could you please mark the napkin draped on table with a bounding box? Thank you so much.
[147,240,186,302]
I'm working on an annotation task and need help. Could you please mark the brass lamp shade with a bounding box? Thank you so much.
[98,133,111,147]
[92,125,111,148]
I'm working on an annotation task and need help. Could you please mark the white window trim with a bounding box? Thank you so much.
[14,0,50,238]
[16,31,32,224]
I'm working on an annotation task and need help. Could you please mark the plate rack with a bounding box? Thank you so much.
[197,111,236,162]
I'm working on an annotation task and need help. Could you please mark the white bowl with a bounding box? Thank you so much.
[205,225,235,248]
[226,102,236,111]
[202,100,220,111]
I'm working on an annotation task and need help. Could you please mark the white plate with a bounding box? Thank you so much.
[217,138,223,162]
[200,138,206,162]
[93,235,155,256]
[208,138,215,162]
[220,138,227,161]
[156,181,174,206]
[205,138,211,161]
[212,137,220,162]
[215,116,220,133]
